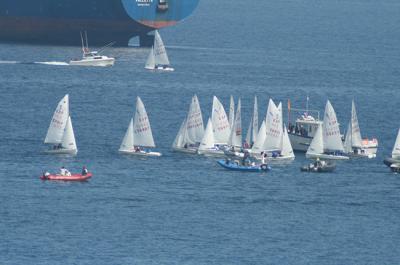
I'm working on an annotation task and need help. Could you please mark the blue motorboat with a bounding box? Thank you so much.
[217,159,271,172]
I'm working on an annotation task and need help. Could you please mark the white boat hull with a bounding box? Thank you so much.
[172,147,198,154]
[119,150,162,157]
[288,133,312,152]
[44,148,77,155]
[69,58,115,67]
[306,153,349,160]
[197,149,225,157]
[145,66,175,72]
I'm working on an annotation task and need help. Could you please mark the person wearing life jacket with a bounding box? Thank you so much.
[82,166,88,176]
[60,166,71,176]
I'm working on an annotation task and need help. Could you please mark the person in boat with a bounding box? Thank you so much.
[135,146,141,152]
[82,166,88,176]
[261,152,268,165]
[184,143,188,149]
[243,140,249,149]
[60,166,71,176]
[242,151,250,166]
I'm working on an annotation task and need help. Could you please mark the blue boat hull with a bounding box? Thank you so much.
[0,0,199,46]
[217,160,270,172]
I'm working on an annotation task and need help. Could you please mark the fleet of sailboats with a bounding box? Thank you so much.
[42,92,397,173]
[44,94,77,155]
[145,30,174,72]
[119,97,161,157]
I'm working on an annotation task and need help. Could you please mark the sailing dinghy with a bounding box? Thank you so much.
[145,30,174,71]
[44,94,78,155]
[198,96,230,156]
[244,96,258,149]
[306,100,349,160]
[251,99,295,161]
[197,119,225,156]
[344,100,378,158]
[384,129,400,167]
[224,98,244,157]
[119,97,161,157]
[172,95,204,153]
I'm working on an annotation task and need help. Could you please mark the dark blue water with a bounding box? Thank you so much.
[1,0,400,264]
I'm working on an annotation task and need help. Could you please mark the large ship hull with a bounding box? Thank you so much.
[0,0,199,46]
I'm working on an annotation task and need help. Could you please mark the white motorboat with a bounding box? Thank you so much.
[119,97,162,157]
[306,100,349,160]
[344,100,378,158]
[145,30,174,71]
[172,95,205,153]
[69,32,115,67]
[287,97,322,152]
[44,94,78,155]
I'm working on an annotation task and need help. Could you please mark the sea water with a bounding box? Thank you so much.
[0,0,399,264]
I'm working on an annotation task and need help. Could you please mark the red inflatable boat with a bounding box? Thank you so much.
[40,172,92,181]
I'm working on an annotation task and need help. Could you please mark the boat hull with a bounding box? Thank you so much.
[44,148,77,155]
[69,58,115,67]
[197,149,225,157]
[119,150,162,157]
[383,157,400,167]
[217,160,270,172]
[288,133,312,152]
[41,172,92,181]
[306,153,349,160]
[300,164,336,173]
[172,147,198,154]
[0,0,200,46]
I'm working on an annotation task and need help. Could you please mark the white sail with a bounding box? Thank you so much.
[61,116,77,151]
[307,123,324,155]
[154,30,170,66]
[245,117,252,145]
[132,97,155,148]
[262,99,283,151]
[322,100,344,152]
[45,94,69,144]
[252,95,259,143]
[350,100,363,147]
[198,119,215,151]
[145,46,155,69]
[228,98,242,147]
[392,129,400,159]
[228,95,235,129]
[119,118,134,151]
[173,119,186,149]
[281,124,294,158]
[251,120,266,153]
[344,122,353,153]
[184,95,204,144]
[211,96,230,144]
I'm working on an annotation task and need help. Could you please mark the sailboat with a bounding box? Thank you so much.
[344,100,378,158]
[306,100,349,160]
[244,96,258,149]
[172,95,204,153]
[383,129,400,168]
[228,95,235,130]
[252,99,295,161]
[44,94,77,155]
[145,30,174,71]
[197,119,224,156]
[119,97,161,157]
[224,99,244,157]
[69,31,115,67]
